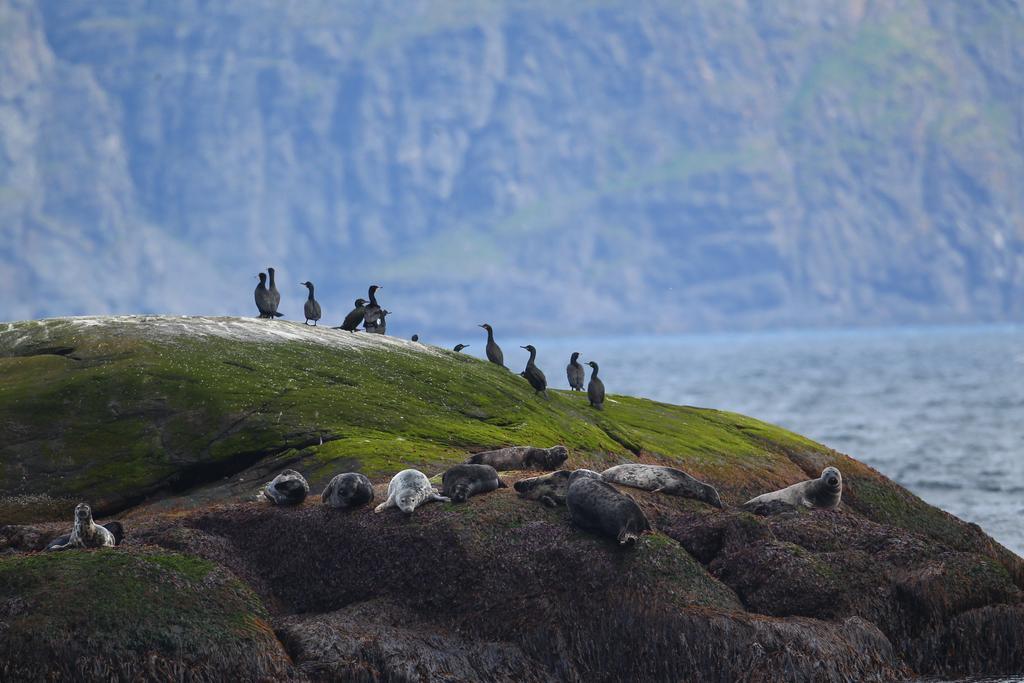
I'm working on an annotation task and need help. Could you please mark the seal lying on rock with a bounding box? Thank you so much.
[441,464,506,503]
[46,503,118,550]
[375,469,450,514]
[601,464,724,509]
[743,466,842,510]
[466,445,569,471]
[514,469,601,507]
[566,471,650,545]
[321,472,375,510]
[261,469,310,505]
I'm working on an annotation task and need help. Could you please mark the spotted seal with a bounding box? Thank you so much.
[374,469,450,514]
[743,466,842,510]
[465,445,569,471]
[262,469,310,505]
[513,468,601,507]
[321,472,375,510]
[46,503,117,550]
[600,464,723,508]
[566,471,650,545]
[440,464,507,503]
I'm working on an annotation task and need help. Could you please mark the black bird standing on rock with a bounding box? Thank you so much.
[567,352,584,391]
[300,282,321,325]
[267,267,281,317]
[335,299,367,331]
[367,309,390,335]
[363,285,383,332]
[587,361,605,410]
[254,273,282,318]
[478,324,504,367]
[453,343,470,353]
[411,334,419,342]
[520,345,548,397]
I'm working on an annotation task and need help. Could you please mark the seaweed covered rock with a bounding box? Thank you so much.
[0,549,295,681]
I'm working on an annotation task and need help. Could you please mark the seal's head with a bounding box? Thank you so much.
[821,467,842,493]
[701,483,725,509]
[514,470,572,507]
[448,482,471,504]
[536,445,568,469]
[396,491,419,514]
[74,502,93,524]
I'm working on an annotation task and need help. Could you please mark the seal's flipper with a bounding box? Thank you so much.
[45,534,72,551]
[374,494,395,513]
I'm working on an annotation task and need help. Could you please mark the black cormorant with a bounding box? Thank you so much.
[334,298,367,331]
[566,351,584,391]
[411,334,419,342]
[255,273,282,318]
[453,343,470,352]
[267,267,281,316]
[363,285,383,332]
[367,309,390,335]
[300,282,321,325]
[520,344,548,397]
[478,323,504,367]
[587,361,605,410]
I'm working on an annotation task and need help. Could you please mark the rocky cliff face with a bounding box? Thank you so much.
[3,1,1023,332]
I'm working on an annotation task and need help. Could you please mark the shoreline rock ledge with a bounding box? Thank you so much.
[1,316,1022,681]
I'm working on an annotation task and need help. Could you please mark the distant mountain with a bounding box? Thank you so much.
[2,0,1022,335]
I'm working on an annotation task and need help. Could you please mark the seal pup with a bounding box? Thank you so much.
[261,469,310,505]
[374,468,450,514]
[441,464,506,503]
[335,298,367,331]
[566,352,584,391]
[514,468,601,507]
[743,466,843,510]
[453,343,470,353]
[478,323,504,367]
[586,361,605,410]
[322,472,375,510]
[465,445,569,471]
[301,281,322,325]
[600,464,723,509]
[46,503,117,550]
[566,472,650,545]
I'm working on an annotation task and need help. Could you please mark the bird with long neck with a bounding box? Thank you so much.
[300,281,321,325]
[453,343,470,353]
[586,361,605,410]
[335,298,367,331]
[520,344,548,397]
[566,351,584,391]
[478,323,504,367]
[363,285,383,332]
[267,267,281,316]
[254,273,281,318]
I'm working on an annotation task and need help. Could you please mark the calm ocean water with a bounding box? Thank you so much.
[464,325,1023,556]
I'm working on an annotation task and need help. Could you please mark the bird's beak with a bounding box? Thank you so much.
[520,346,528,349]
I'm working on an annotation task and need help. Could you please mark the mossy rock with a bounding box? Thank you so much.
[0,548,295,680]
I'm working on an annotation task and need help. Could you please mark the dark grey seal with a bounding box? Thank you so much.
[600,464,723,509]
[465,445,569,471]
[514,468,601,507]
[743,466,842,510]
[441,464,506,503]
[321,472,375,510]
[566,473,650,545]
[262,469,310,505]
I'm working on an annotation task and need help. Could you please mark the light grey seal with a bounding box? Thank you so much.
[441,464,506,503]
[374,469,450,514]
[743,466,842,510]
[600,464,723,509]
[262,469,310,505]
[46,503,116,550]
[321,472,375,510]
[566,472,650,545]
[466,445,569,471]
[513,468,601,507]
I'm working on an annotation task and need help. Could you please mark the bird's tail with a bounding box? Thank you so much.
[273,311,285,317]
